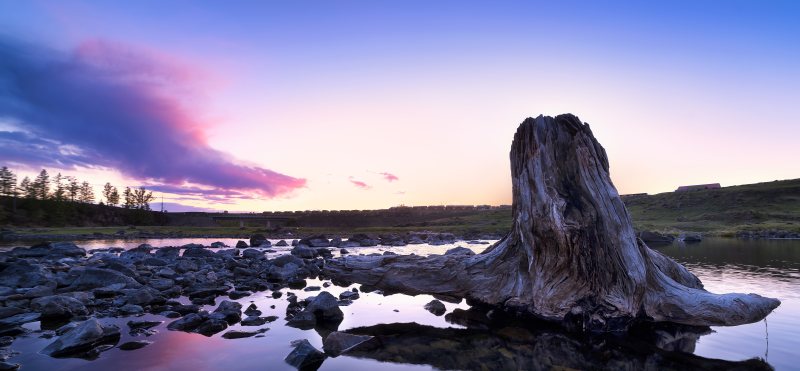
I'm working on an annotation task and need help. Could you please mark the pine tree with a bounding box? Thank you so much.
[67,177,80,202]
[33,169,49,200]
[19,177,34,199]
[79,181,94,203]
[0,167,16,197]
[102,182,113,204]
[52,173,66,201]
[109,186,120,206]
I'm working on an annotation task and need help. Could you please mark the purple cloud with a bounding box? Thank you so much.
[0,37,305,198]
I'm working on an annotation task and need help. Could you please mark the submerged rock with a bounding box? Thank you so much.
[221,330,259,339]
[424,300,446,316]
[118,340,152,350]
[322,331,374,357]
[285,339,326,369]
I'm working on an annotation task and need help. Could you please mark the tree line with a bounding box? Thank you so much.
[0,167,155,210]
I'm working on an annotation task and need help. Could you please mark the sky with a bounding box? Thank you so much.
[0,0,798,212]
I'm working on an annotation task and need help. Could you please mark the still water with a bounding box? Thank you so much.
[1,238,798,370]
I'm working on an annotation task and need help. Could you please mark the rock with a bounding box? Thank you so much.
[339,291,359,300]
[339,248,351,255]
[322,331,374,356]
[31,295,88,319]
[170,304,200,316]
[291,239,299,246]
[299,235,331,248]
[304,286,321,292]
[150,278,175,291]
[127,320,162,330]
[329,238,342,247]
[119,304,144,315]
[167,313,205,332]
[141,257,168,266]
[214,300,242,324]
[0,313,40,327]
[195,318,228,336]
[249,234,267,247]
[275,240,289,247]
[0,361,20,371]
[379,234,407,246]
[286,311,316,329]
[291,245,316,259]
[118,340,152,350]
[210,241,227,248]
[444,247,475,256]
[41,318,120,357]
[274,254,304,267]
[638,231,675,245]
[221,330,259,339]
[161,311,181,318]
[11,242,85,259]
[154,247,181,260]
[181,243,204,249]
[405,234,425,244]
[0,260,54,288]
[0,307,23,320]
[244,303,261,316]
[235,240,249,249]
[285,339,326,369]
[67,268,141,291]
[305,292,344,323]
[182,247,216,258]
[424,300,446,316]
[122,288,160,306]
[682,234,703,243]
[347,234,379,247]
[228,291,251,300]
[242,249,264,259]
[241,316,268,326]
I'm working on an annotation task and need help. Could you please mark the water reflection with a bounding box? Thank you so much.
[340,320,771,371]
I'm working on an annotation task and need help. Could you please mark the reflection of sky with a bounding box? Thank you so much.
[1,1,799,211]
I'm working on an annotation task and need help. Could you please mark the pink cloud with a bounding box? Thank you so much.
[349,177,371,190]
[380,172,399,182]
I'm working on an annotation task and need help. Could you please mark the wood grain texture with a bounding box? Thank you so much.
[325,114,780,331]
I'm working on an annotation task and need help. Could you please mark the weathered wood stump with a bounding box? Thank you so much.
[325,114,780,331]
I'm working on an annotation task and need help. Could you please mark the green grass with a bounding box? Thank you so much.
[5,179,798,239]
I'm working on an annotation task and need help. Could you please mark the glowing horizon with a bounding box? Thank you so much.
[1,1,798,212]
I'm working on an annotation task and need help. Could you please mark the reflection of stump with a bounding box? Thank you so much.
[326,114,780,331]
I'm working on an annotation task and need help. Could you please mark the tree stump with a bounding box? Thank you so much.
[325,114,780,331]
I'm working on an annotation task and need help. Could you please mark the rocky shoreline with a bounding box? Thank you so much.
[0,234,491,369]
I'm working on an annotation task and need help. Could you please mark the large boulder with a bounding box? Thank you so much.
[41,318,120,357]
[249,234,267,247]
[213,300,242,324]
[235,240,249,249]
[305,292,344,323]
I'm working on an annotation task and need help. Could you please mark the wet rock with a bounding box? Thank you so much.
[0,260,54,288]
[195,318,228,336]
[210,241,227,248]
[405,234,425,244]
[127,320,162,330]
[339,248,350,254]
[339,291,359,300]
[322,331,374,357]
[150,278,175,291]
[275,240,289,247]
[182,247,216,258]
[299,235,331,248]
[221,330,259,339]
[12,242,86,259]
[424,300,447,316]
[304,286,321,292]
[285,339,326,369]
[67,268,142,291]
[286,311,316,329]
[379,234,407,246]
[119,304,144,315]
[682,234,703,243]
[228,290,251,300]
[427,233,457,245]
[291,245,316,259]
[214,300,242,324]
[118,340,152,350]
[122,288,161,306]
[638,231,675,245]
[0,361,20,371]
[347,234,379,247]
[160,311,181,318]
[0,307,23,320]
[306,292,344,323]
[444,246,475,256]
[244,303,261,316]
[141,257,168,266]
[249,234,267,247]
[0,313,40,327]
[167,313,205,332]
[235,240,249,249]
[329,238,342,247]
[174,259,198,273]
[242,249,264,259]
[241,316,268,326]
[41,318,120,357]
[154,247,181,260]
[31,295,88,320]
[170,304,200,316]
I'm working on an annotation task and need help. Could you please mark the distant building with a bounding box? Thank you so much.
[675,183,721,192]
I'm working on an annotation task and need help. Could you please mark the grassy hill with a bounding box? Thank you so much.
[623,178,800,236]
